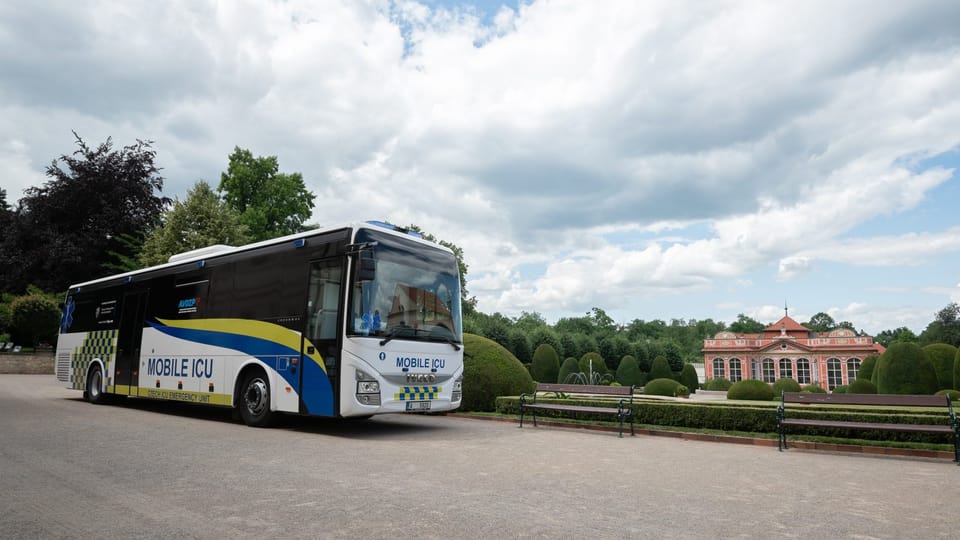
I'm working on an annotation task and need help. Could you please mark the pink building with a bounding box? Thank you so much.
[702,315,886,390]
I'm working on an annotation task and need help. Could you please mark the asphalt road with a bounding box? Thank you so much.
[2,375,958,539]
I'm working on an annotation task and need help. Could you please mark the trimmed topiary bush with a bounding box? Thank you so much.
[803,383,827,393]
[531,344,561,383]
[461,333,535,412]
[615,355,641,387]
[923,343,957,391]
[876,342,938,395]
[935,389,960,400]
[858,354,878,381]
[956,348,960,391]
[558,357,579,385]
[848,378,877,394]
[644,378,687,397]
[680,363,699,394]
[578,352,608,376]
[703,378,733,391]
[727,380,775,401]
[9,294,60,347]
[772,377,801,395]
[648,355,672,380]
[832,385,849,394]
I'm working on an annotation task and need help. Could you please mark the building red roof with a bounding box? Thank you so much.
[763,316,810,333]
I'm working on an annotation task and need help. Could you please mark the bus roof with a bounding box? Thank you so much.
[67,221,453,291]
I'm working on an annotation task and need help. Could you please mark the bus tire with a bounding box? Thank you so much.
[86,365,108,405]
[239,371,275,427]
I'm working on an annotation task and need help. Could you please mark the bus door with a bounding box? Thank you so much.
[116,290,149,396]
[301,259,343,416]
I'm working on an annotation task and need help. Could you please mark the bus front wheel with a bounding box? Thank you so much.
[86,366,108,405]
[239,372,275,427]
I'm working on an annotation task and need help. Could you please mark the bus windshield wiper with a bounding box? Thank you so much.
[379,327,414,347]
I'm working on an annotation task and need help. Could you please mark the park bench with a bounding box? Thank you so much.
[519,383,635,437]
[777,392,959,463]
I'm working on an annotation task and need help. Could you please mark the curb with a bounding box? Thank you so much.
[450,413,957,462]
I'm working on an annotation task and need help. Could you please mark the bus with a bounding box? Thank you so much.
[55,221,464,426]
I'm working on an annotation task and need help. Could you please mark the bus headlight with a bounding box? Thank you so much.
[356,369,381,405]
[452,376,462,402]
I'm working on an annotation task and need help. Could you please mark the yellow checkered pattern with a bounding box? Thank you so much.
[70,330,118,390]
[394,386,442,401]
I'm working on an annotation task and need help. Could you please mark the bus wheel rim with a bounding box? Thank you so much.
[245,379,268,415]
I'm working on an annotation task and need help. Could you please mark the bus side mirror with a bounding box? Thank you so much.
[358,252,376,281]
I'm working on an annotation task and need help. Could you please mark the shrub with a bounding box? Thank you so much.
[876,342,938,395]
[578,352,608,376]
[772,377,801,395]
[956,348,960,391]
[703,378,733,391]
[727,380,774,401]
[858,354,879,381]
[461,333,534,412]
[680,363,699,393]
[935,389,960,400]
[531,344,560,383]
[848,379,877,394]
[636,371,649,388]
[832,385,849,394]
[644,378,686,397]
[558,357,580,385]
[615,355,641,387]
[923,343,957,391]
[9,294,60,347]
[648,355,672,380]
[803,383,827,393]
[506,329,532,364]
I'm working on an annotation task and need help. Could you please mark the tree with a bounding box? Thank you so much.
[3,133,168,293]
[531,344,560,383]
[874,327,918,348]
[615,355,642,387]
[139,181,251,266]
[923,343,957,391]
[649,355,672,380]
[662,340,684,372]
[875,342,938,395]
[505,328,532,365]
[804,312,836,333]
[728,314,765,334]
[218,147,314,242]
[9,291,60,346]
[680,363,699,393]
[919,303,960,347]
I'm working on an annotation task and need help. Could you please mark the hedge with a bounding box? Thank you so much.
[461,333,534,412]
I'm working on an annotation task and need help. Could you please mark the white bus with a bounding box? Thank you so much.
[55,221,464,426]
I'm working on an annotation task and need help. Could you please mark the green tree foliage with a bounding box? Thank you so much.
[1,133,168,293]
[559,333,580,361]
[530,327,564,358]
[804,312,836,333]
[139,181,251,266]
[531,344,560,383]
[955,348,960,391]
[857,354,878,381]
[578,352,608,376]
[505,329,532,365]
[848,379,877,394]
[662,340,683,371]
[574,333,598,357]
[407,225,472,305]
[632,341,651,372]
[727,380,775,401]
[923,343,957,391]
[9,293,60,346]
[803,383,827,393]
[615,355,641,387]
[680,363,699,393]
[644,378,686,397]
[557,357,580,386]
[649,355,672,380]
[875,342,938,395]
[874,326,918,347]
[772,377,801,395]
[461,333,534,412]
[218,147,314,242]
[728,314,765,334]
[919,303,960,347]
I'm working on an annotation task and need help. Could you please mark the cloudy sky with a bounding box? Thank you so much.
[2,0,959,334]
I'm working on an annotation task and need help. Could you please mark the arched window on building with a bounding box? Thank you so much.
[846,358,861,384]
[827,358,842,390]
[762,358,776,383]
[779,358,793,380]
[712,358,726,379]
[796,358,811,384]
[729,358,742,382]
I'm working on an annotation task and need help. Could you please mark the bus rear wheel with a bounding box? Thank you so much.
[86,366,108,405]
[239,372,275,427]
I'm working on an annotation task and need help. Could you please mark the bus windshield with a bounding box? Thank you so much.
[349,228,463,344]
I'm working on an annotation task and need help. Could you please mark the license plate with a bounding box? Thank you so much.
[405,401,431,411]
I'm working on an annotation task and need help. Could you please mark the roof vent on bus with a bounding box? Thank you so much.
[366,220,424,239]
[168,244,236,264]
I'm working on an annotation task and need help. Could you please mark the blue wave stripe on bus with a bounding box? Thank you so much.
[147,321,334,416]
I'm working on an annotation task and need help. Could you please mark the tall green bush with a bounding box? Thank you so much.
[649,355,672,380]
[772,377,801,395]
[848,379,877,394]
[876,342,938,395]
[727,380,774,401]
[955,348,960,391]
[923,343,957,391]
[531,344,561,383]
[680,363,699,393]
[615,355,641,387]
[9,294,60,346]
[858,354,878,381]
[578,352,608,376]
[558,357,580,385]
[461,333,534,412]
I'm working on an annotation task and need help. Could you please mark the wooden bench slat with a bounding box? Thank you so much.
[781,418,953,434]
[782,392,947,407]
[522,403,623,415]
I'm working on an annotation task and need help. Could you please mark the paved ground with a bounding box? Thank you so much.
[2,375,958,539]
